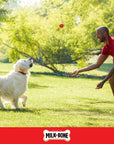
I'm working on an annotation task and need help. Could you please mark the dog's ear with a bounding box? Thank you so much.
[13,61,28,71]
[13,59,30,72]
[19,60,29,71]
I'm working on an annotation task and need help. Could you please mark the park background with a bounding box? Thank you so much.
[0,0,114,127]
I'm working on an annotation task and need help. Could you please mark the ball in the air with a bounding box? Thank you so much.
[59,23,64,28]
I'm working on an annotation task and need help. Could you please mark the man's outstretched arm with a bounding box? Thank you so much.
[71,54,108,77]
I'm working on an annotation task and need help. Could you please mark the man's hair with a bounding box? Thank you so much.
[97,26,109,36]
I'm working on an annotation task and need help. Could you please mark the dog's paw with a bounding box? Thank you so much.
[22,102,26,107]
[22,96,27,107]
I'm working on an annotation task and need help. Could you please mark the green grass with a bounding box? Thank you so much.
[0,62,114,127]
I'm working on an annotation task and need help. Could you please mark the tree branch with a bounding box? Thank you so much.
[3,43,58,73]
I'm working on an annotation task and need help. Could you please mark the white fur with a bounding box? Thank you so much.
[0,58,33,109]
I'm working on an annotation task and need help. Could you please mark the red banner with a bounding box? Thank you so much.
[0,127,114,144]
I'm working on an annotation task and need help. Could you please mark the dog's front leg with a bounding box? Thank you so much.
[11,98,19,109]
[19,95,27,107]
[0,97,6,109]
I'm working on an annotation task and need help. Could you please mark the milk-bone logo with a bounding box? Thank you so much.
[43,130,70,142]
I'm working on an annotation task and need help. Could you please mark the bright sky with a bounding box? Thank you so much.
[18,0,41,7]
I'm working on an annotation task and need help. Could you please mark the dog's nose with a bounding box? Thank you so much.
[30,63,33,67]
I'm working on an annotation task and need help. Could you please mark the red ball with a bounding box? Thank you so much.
[59,23,64,28]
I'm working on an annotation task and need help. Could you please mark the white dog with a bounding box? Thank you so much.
[0,58,33,109]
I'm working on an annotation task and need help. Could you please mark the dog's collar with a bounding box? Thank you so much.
[16,71,27,75]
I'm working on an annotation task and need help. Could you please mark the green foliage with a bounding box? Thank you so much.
[0,0,8,22]
[0,0,7,44]
[77,59,88,69]
[2,0,114,72]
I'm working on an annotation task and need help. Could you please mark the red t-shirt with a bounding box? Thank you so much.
[101,36,114,56]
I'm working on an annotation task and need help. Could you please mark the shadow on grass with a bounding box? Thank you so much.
[0,108,33,113]
[74,74,106,80]
[31,71,106,80]
[31,63,113,80]
[0,108,41,115]
[28,82,50,89]
[1,106,113,117]
[31,72,56,77]
[52,108,113,115]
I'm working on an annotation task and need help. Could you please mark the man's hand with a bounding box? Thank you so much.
[96,81,105,89]
[70,70,79,77]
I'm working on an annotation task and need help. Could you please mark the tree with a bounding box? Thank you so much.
[0,0,8,22]
[0,0,8,44]
[3,0,114,72]
[5,8,77,73]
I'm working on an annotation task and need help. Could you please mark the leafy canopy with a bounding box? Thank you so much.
[2,0,114,72]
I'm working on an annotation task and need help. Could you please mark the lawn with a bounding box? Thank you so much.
[0,61,114,127]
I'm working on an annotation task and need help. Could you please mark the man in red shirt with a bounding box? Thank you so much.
[71,26,114,96]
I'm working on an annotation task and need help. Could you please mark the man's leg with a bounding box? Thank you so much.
[109,74,114,96]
